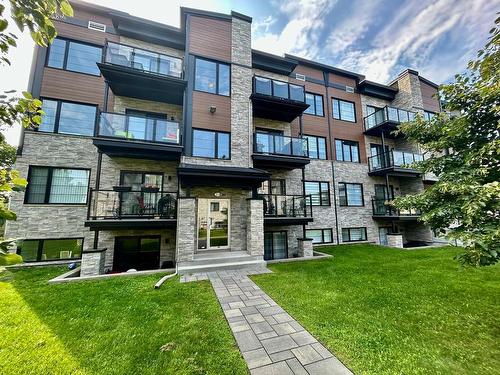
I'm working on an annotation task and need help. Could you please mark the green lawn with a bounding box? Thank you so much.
[0,267,247,375]
[252,245,500,375]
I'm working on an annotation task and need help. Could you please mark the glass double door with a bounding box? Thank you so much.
[197,199,230,250]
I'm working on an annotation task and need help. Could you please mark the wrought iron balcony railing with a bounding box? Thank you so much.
[364,106,417,131]
[254,133,309,157]
[368,150,424,172]
[372,198,421,217]
[253,76,306,103]
[261,194,313,218]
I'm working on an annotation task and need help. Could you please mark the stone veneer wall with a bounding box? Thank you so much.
[391,71,424,111]
[246,199,264,256]
[253,118,292,136]
[113,96,183,122]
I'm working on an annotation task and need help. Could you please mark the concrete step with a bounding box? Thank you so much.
[178,259,266,275]
[193,250,249,260]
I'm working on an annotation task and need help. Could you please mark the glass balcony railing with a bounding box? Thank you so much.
[253,76,306,102]
[368,150,424,171]
[372,198,421,217]
[98,112,181,144]
[254,133,308,157]
[261,194,313,218]
[104,41,183,79]
[364,106,417,131]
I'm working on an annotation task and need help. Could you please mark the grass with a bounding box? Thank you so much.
[0,267,247,375]
[252,244,500,375]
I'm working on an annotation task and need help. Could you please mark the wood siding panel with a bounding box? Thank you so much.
[192,91,231,132]
[292,65,324,81]
[420,80,440,112]
[54,20,119,45]
[188,16,231,61]
[329,73,357,88]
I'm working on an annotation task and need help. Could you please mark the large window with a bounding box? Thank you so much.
[335,139,360,162]
[305,135,327,160]
[25,167,90,204]
[304,181,330,206]
[306,228,333,244]
[342,227,367,242]
[194,57,230,96]
[332,98,356,122]
[264,231,288,260]
[17,238,83,262]
[46,38,102,76]
[304,93,324,116]
[424,111,435,121]
[258,179,286,195]
[39,99,97,136]
[192,129,230,159]
[338,183,364,206]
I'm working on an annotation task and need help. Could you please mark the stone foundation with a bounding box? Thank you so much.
[246,198,264,257]
[80,248,106,276]
[297,238,314,257]
[387,234,404,248]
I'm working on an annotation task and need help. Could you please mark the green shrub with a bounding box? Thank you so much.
[0,253,23,266]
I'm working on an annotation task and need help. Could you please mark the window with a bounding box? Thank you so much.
[304,93,324,116]
[335,139,360,162]
[342,227,367,242]
[46,38,102,75]
[332,98,356,122]
[264,231,288,260]
[338,183,364,206]
[259,179,286,195]
[424,111,435,121]
[120,171,163,190]
[192,129,230,159]
[305,135,327,160]
[304,181,330,206]
[210,202,220,211]
[39,99,97,136]
[306,228,333,244]
[194,57,230,96]
[17,238,83,262]
[25,167,90,204]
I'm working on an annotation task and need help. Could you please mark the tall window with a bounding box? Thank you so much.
[304,181,330,206]
[305,228,333,244]
[259,180,286,195]
[192,129,230,159]
[17,238,83,262]
[332,98,356,122]
[25,167,90,204]
[46,38,102,76]
[424,111,435,121]
[305,135,327,160]
[335,139,360,162]
[304,93,324,116]
[39,99,97,136]
[121,171,163,190]
[342,227,367,242]
[194,58,230,96]
[338,183,364,206]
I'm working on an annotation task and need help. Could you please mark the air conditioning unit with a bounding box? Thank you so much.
[88,21,106,33]
[345,85,354,93]
[295,73,306,81]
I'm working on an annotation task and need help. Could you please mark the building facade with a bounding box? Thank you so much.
[6,1,441,275]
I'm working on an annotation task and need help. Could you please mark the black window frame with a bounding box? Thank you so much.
[305,228,333,244]
[338,182,364,207]
[17,237,84,262]
[332,98,357,123]
[304,180,331,206]
[424,111,436,121]
[335,139,360,163]
[24,166,91,205]
[342,227,367,242]
[119,170,164,189]
[192,128,231,160]
[304,135,327,160]
[194,56,231,97]
[304,92,324,117]
[264,231,288,260]
[259,179,286,195]
[45,37,103,76]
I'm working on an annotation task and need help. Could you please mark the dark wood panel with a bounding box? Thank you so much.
[192,91,231,132]
[54,19,119,45]
[420,80,440,112]
[188,16,231,61]
[292,65,324,81]
[329,73,357,88]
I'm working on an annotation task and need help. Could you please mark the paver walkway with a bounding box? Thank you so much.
[182,268,353,374]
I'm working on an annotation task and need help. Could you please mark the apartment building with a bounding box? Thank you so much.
[6,1,441,276]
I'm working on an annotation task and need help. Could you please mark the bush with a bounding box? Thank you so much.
[0,253,23,266]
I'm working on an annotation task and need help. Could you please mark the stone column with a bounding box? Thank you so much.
[387,234,404,248]
[80,248,106,276]
[297,238,314,258]
[246,198,264,257]
[176,197,197,262]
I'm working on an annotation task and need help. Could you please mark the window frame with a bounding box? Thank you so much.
[304,92,324,117]
[338,182,364,207]
[341,227,367,242]
[335,139,360,163]
[424,111,436,121]
[194,56,231,97]
[192,128,231,160]
[17,237,84,262]
[304,180,331,206]
[332,98,357,123]
[119,171,164,189]
[258,179,287,195]
[305,228,333,244]
[264,231,288,260]
[45,37,103,76]
[24,166,91,205]
[304,135,327,160]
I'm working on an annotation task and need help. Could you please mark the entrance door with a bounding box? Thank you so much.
[379,227,389,245]
[113,236,160,272]
[197,199,230,250]
[264,231,288,260]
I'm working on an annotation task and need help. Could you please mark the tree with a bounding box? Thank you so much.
[394,16,500,266]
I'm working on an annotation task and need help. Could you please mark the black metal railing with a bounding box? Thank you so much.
[97,112,181,144]
[261,194,313,218]
[364,106,417,131]
[372,198,421,217]
[103,41,183,78]
[253,76,306,102]
[368,150,424,171]
[88,189,177,220]
[254,133,309,157]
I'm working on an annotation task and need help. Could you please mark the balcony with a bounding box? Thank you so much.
[93,112,183,160]
[372,198,421,220]
[250,76,309,122]
[85,189,177,230]
[252,133,310,170]
[261,194,313,225]
[368,150,423,177]
[97,41,186,104]
[364,106,416,138]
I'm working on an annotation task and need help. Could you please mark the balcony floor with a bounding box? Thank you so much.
[264,216,313,225]
[363,121,402,138]
[251,93,309,122]
[93,137,183,160]
[252,153,310,170]
[85,218,177,230]
[368,166,421,177]
[372,215,420,221]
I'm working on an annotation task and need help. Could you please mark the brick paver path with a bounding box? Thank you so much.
[182,268,353,374]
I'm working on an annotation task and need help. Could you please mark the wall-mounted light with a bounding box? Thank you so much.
[209,106,216,114]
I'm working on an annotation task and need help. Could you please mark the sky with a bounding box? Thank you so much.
[0,0,496,145]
